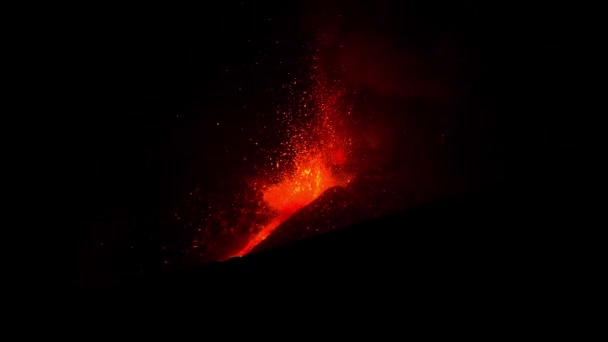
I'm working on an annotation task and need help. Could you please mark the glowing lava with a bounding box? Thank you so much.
[232,60,353,257]
[175,49,356,265]
[235,154,338,256]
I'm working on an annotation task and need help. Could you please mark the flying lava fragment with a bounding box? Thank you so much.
[173,50,357,265]
[234,61,353,257]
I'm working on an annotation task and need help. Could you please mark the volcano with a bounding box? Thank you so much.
[250,164,457,254]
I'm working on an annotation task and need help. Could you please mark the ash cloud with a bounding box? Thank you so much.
[298,0,506,201]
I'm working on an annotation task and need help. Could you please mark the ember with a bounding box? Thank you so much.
[234,59,353,256]
[175,49,357,263]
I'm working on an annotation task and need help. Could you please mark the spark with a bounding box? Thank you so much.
[233,64,351,257]
[177,48,357,265]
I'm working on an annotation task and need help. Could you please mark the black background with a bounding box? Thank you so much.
[28,1,585,287]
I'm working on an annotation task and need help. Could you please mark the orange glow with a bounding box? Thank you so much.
[231,63,353,257]
[175,51,356,263]
[235,154,338,256]
[264,155,336,212]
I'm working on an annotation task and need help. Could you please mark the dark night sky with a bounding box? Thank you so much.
[31,1,583,287]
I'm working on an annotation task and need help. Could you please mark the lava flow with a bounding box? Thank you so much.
[235,154,339,256]
[233,65,352,257]
[173,53,356,265]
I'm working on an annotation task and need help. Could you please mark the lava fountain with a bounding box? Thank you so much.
[173,52,357,266]
[235,155,339,256]
[233,64,353,257]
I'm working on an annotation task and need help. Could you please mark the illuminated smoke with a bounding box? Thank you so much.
[172,50,357,265]
[234,58,353,257]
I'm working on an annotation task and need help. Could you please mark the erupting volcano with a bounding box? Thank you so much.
[174,52,358,265]
[234,64,353,257]
[236,155,338,255]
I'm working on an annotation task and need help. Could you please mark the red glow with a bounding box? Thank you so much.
[236,154,339,256]
[332,148,347,165]
[232,63,352,257]
[175,50,357,265]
